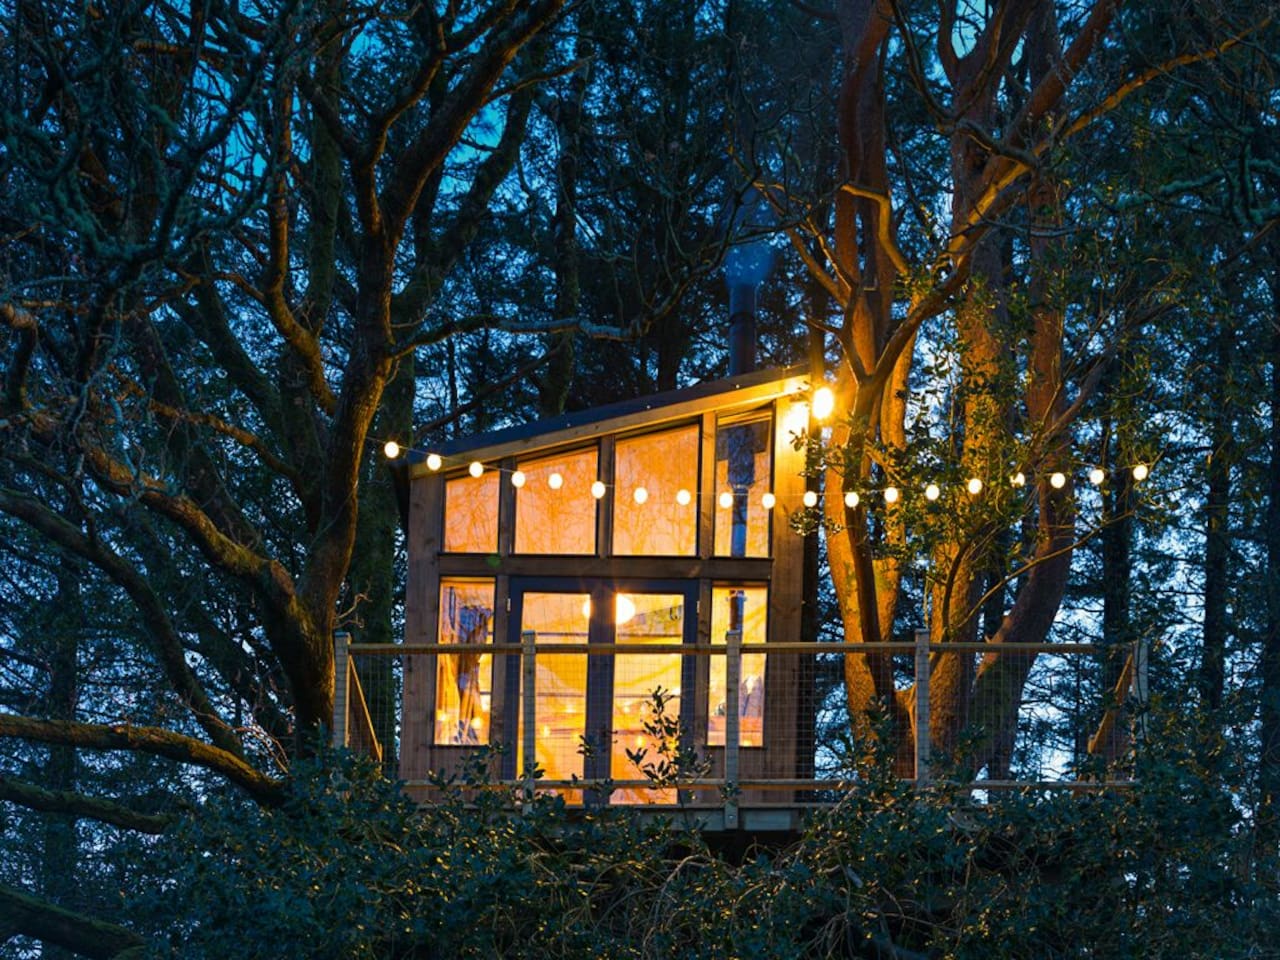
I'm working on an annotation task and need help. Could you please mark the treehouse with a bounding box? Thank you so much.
[386,366,816,819]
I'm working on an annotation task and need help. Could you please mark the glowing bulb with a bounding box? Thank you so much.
[591,480,606,499]
[967,477,983,496]
[718,491,733,509]
[676,488,692,506]
[925,483,940,501]
[583,595,636,625]
[541,725,551,738]
[844,491,859,508]
[802,490,818,508]
[468,461,484,478]
[511,470,526,488]
[633,486,648,504]
[1050,472,1066,489]
[427,453,442,471]
[548,471,564,490]
[383,440,401,459]
[1089,468,1105,486]
[1133,463,1149,482]
[884,486,900,504]
[812,385,835,421]
[1011,471,1025,487]
[762,492,776,509]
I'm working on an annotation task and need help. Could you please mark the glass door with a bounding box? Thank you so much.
[505,579,697,804]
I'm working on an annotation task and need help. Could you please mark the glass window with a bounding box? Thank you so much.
[708,585,767,747]
[612,426,699,556]
[514,448,598,555]
[443,469,499,553]
[434,579,495,745]
[714,412,772,558]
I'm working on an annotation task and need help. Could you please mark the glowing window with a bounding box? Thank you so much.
[443,470,498,553]
[612,426,699,556]
[708,585,767,747]
[514,448,598,555]
[434,579,495,745]
[713,412,772,558]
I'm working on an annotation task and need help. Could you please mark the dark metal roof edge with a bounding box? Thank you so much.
[425,364,810,459]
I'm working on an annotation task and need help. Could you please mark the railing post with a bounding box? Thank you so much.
[521,629,537,802]
[332,631,351,750]
[724,627,742,829]
[914,628,930,787]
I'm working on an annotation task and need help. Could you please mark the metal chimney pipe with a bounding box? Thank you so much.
[728,282,757,376]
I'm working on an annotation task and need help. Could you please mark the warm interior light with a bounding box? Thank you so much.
[812,385,835,421]
[1050,472,1066,489]
[427,453,442,471]
[718,491,733,509]
[511,470,526,488]
[548,471,564,490]
[1089,468,1105,485]
[925,483,940,501]
[1133,463,1149,482]
[802,490,818,508]
[884,486,900,504]
[581,594,636,625]
[591,480,606,499]
[967,477,983,495]
[468,461,484,478]
[383,440,401,459]
[633,486,648,504]
[762,492,776,509]
[676,488,693,506]
[844,491,859,508]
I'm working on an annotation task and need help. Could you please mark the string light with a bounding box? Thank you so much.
[468,461,484,478]
[802,490,818,508]
[718,491,734,509]
[967,477,983,496]
[812,385,835,421]
[844,491,859,508]
[591,480,606,499]
[427,453,442,471]
[1133,463,1149,481]
[925,483,940,501]
[383,440,401,459]
[1050,472,1066,489]
[676,488,693,506]
[762,492,776,509]
[633,487,649,505]
[884,486,900,504]
[548,472,564,490]
[511,470,527,488]
[1089,468,1105,486]
[1011,471,1025,487]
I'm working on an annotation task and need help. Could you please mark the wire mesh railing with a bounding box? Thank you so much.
[336,632,1140,819]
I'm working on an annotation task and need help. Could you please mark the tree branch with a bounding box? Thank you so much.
[0,774,175,834]
[0,883,145,959]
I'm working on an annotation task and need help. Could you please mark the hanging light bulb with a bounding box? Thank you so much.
[633,486,649,504]
[718,491,734,509]
[925,483,940,502]
[762,492,776,509]
[1133,463,1149,482]
[967,477,983,495]
[548,472,564,490]
[511,470,527,488]
[468,461,484,478]
[1050,472,1066,489]
[591,480,606,499]
[802,490,818,508]
[812,385,835,421]
[1010,471,1025,487]
[676,488,692,506]
[1089,468,1105,486]
[844,491,859,508]
[426,453,442,471]
[884,486,900,504]
[383,440,401,459]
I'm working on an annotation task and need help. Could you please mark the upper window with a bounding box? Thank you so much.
[514,447,598,555]
[713,412,772,558]
[443,469,499,553]
[612,425,699,556]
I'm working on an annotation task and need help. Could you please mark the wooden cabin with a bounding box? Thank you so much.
[392,366,816,807]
